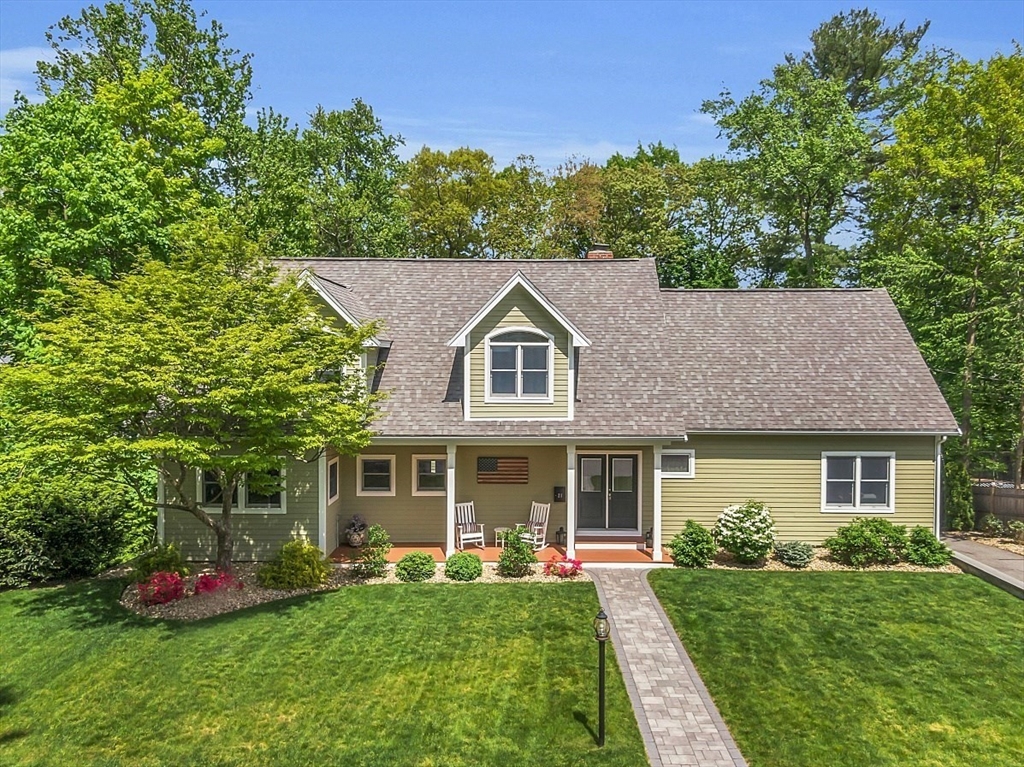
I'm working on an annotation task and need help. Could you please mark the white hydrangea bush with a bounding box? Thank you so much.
[712,501,777,563]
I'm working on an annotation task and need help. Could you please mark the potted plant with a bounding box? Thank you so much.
[344,514,369,547]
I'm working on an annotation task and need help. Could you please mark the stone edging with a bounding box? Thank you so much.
[949,552,1024,599]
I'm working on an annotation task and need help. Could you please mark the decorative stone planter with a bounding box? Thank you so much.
[346,529,368,548]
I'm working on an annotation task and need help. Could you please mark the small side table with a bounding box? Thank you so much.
[494,527,511,547]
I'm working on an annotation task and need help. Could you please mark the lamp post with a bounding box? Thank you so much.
[593,608,610,747]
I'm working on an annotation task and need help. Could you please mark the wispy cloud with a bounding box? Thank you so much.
[0,46,52,114]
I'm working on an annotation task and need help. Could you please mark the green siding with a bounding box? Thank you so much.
[335,445,448,544]
[467,286,571,419]
[660,435,937,545]
[163,456,321,561]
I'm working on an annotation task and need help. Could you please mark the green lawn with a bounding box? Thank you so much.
[648,570,1024,767]
[0,579,647,767]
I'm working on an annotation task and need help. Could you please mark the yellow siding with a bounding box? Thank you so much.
[163,456,320,561]
[335,445,448,543]
[660,435,937,545]
[467,286,571,419]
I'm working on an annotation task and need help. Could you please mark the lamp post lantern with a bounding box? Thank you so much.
[593,608,610,747]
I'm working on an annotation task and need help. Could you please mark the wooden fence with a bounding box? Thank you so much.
[973,486,1024,523]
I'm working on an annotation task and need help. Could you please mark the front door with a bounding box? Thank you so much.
[577,453,639,530]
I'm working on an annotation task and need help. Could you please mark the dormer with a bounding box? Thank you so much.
[447,271,590,420]
[298,269,388,389]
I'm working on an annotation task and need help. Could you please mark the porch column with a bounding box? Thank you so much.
[652,444,663,561]
[566,444,577,558]
[445,443,457,556]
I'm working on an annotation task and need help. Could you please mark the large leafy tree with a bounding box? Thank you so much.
[0,68,221,353]
[704,62,870,286]
[36,0,251,189]
[303,101,408,258]
[864,51,1024,481]
[0,220,379,570]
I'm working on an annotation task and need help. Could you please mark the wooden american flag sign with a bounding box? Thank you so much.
[476,457,529,484]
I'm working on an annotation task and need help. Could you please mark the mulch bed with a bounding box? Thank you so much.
[119,562,592,621]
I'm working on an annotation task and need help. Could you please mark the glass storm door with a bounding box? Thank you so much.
[578,456,606,528]
[577,454,639,530]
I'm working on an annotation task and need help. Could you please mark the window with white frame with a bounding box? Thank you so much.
[200,469,285,513]
[327,457,340,504]
[661,449,695,478]
[486,328,552,400]
[822,453,895,512]
[412,454,446,496]
[357,455,395,496]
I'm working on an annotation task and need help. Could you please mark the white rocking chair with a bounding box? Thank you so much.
[455,501,485,549]
[518,502,551,550]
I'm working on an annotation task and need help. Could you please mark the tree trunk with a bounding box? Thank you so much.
[801,208,814,286]
[1016,388,1024,489]
[215,519,234,573]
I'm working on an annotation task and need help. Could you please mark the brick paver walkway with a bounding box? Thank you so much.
[590,568,746,767]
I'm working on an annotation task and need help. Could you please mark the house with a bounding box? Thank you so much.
[159,251,959,562]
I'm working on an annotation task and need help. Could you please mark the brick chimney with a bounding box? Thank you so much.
[584,243,614,260]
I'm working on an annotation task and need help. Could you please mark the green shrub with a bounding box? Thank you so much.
[0,482,138,588]
[130,543,190,583]
[444,551,483,581]
[713,501,777,563]
[824,518,908,567]
[352,524,392,578]
[1008,520,1024,543]
[395,551,436,582]
[257,539,331,589]
[943,462,974,531]
[496,529,537,578]
[667,521,716,568]
[905,527,952,567]
[774,540,815,569]
[977,513,1004,536]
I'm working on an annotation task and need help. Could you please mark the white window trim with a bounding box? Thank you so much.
[484,326,555,404]
[820,452,896,514]
[327,456,340,504]
[661,449,695,479]
[356,454,396,497]
[197,467,288,515]
[411,453,447,496]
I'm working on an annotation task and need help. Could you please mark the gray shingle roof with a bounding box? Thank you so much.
[278,258,958,438]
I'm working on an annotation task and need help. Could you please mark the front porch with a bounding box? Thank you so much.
[330,542,669,565]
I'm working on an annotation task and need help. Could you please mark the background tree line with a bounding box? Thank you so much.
[0,0,1020,578]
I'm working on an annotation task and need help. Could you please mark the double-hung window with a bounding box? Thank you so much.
[200,468,285,513]
[822,453,895,512]
[357,455,395,496]
[412,454,446,496]
[487,328,552,401]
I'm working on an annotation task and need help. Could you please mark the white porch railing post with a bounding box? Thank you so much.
[566,444,577,558]
[446,444,457,556]
[652,444,663,561]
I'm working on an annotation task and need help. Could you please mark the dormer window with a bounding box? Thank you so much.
[486,328,553,401]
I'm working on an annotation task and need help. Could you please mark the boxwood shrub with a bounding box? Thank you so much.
[257,539,331,589]
[444,551,483,581]
[667,521,716,568]
[395,551,437,582]
[824,518,907,567]
[905,526,952,566]
[130,543,190,583]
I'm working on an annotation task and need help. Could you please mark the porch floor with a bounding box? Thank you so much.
[329,543,668,565]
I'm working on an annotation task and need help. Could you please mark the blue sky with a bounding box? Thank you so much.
[2,0,1021,168]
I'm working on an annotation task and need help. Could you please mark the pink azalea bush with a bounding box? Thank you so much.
[544,554,584,579]
[194,571,243,595]
[137,571,185,605]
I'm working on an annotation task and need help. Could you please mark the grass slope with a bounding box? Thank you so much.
[648,571,1024,767]
[0,579,647,767]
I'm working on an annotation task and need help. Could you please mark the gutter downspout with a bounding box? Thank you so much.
[934,435,947,536]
